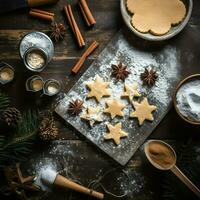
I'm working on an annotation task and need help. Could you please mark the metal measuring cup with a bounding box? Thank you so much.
[0,62,15,84]
[26,75,44,92]
[43,79,61,96]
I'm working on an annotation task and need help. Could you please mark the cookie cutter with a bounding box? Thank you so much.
[0,62,15,84]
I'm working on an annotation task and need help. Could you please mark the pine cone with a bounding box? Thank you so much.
[1,107,22,127]
[38,115,58,141]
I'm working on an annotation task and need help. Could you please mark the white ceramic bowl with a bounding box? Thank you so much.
[120,0,193,41]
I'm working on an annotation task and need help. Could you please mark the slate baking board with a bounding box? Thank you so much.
[55,29,181,165]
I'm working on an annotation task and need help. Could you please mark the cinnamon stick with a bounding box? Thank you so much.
[79,0,96,26]
[78,2,90,26]
[29,9,54,21]
[67,5,85,47]
[64,5,85,48]
[72,41,99,74]
[30,8,55,17]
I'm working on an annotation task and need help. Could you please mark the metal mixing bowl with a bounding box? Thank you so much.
[120,0,193,41]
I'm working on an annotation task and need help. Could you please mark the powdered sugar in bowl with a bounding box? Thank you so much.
[173,74,200,125]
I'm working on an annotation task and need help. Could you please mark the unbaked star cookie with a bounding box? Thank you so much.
[104,122,128,145]
[130,97,156,125]
[81,107,103,127]
[104,99,125,119]
[86,75,111,103]
[122,83,141,102]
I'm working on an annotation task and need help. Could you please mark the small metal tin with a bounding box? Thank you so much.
[19,31,54,72]
[26,75,44,92]
[24,47,48,72]
[43,79,61,96]
[0,62,15,84]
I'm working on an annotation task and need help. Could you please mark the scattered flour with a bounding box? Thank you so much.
[30,142,146,197]
[176,79,200,122]
[55,31,180,165]
[34,166,57,191]
[118,170,145,197]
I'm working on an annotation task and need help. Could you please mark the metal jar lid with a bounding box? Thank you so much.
[19,31,54,72]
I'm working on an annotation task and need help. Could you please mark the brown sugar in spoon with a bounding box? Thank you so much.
[145,140,200,198]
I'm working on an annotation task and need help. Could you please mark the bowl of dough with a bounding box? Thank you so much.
[120,0,193,41]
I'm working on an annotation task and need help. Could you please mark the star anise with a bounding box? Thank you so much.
[140,67,158,86]
[111,62,130,81]
[49,21,66,42]
[68,99,83,115]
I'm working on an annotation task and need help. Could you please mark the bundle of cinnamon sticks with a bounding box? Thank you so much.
[79,0,96,27]
[63,0,96,47]
[63,1,97,73]
[64,5,85,48]
[29,0,98,75]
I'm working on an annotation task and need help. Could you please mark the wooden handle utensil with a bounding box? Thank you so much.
[171,165,200,198]
[39,168,104,199]
[55,175,104,199]
[145,140,200,198]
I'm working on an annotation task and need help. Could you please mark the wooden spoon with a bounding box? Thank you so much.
[144,140,200,198]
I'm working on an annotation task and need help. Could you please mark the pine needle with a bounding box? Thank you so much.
[0,93,10,113]
[0,110,39,168]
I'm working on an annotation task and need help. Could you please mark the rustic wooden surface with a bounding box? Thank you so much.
[0,0,200,199]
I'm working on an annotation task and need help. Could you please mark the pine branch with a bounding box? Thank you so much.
[0,110,39,168]
[0,93,10,114]
[16,110,38,136]
[2,131,36,150]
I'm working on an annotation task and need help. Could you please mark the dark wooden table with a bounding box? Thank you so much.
[0,0,200,200]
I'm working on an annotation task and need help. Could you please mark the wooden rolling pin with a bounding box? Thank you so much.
[39,168,104,199]
[0,0,58,13]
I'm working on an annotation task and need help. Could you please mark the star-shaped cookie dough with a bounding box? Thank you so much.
[104,122,128,145]
[122,83,141,102]
[86,75,111,102]
[104,99,125,119]
[130,97,157,125]
[81,107,103,127]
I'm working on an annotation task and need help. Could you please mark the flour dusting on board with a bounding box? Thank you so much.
[55,30,181,165]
